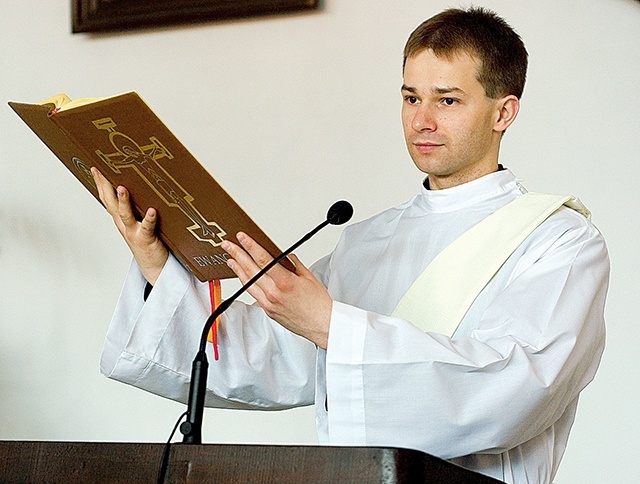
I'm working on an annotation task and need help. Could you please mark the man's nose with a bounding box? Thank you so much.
[412,104,437,132]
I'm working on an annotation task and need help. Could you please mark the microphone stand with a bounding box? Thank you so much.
[180,201,352,444]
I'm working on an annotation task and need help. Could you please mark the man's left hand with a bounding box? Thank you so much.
[221,232,332,349]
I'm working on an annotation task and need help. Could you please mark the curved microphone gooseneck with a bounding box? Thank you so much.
[179,200,353,444]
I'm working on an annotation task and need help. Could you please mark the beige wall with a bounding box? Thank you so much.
[1,1,639,481]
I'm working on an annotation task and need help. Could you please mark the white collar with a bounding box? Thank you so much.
[418,169,521,213]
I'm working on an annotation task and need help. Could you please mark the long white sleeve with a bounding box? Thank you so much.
[101,254,317,410]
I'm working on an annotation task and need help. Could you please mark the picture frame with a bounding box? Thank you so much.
[72,0,320,33]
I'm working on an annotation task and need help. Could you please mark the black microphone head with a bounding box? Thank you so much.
[327,200,353,225]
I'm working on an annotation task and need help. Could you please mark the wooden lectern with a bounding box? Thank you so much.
[0,441,502,483]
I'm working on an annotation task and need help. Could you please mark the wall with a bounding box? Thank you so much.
[1,1,639,481]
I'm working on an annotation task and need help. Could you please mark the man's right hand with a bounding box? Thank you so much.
[92,167,169,285]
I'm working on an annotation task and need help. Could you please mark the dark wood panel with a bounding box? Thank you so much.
[72,0,320,33]
[0,441,503,483]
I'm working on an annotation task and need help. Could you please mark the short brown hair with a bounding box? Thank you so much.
[403,7,528,99]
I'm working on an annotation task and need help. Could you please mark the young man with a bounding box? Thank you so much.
[95,7,609,483]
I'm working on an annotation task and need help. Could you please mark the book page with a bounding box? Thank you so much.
[38,92,134,112]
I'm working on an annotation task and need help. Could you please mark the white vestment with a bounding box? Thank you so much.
[101,169,609,483]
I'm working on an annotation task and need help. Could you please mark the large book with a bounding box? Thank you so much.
[9,91,293,281]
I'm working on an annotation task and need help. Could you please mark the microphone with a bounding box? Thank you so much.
[327,200,353,225]
[179,200,353,444]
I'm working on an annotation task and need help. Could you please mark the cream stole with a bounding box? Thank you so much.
[391,193,590,336]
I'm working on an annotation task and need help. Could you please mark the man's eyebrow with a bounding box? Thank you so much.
[432,86,465,95]
[400,85,466,95]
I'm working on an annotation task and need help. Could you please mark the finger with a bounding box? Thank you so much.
[222,238,265,279]
[115,186,139,229]
[226,254,258,286]
[91,167,104,201]
[222,238,279,299]
[236,232,290,278]
[140,207,158,236]
[91,167,118,213]
[225,251,269,302]
[288,254,312,278]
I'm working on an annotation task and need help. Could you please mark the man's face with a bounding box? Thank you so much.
[401,49,507,189]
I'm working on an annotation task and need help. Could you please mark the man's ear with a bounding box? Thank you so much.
[494,95,520,133]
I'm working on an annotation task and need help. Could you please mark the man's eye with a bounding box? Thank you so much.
[442,98,458,106]
[404,95,419,104]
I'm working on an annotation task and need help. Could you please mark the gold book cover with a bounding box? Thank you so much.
[9,91,292,281]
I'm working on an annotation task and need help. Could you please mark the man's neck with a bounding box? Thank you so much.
[423,164,506,190]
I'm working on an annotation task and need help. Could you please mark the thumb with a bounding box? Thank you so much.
[289,254,313,278]
[140,207,159,238]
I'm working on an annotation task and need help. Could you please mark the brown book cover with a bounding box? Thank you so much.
[9,91,293,281]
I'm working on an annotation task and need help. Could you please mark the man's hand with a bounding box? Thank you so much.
[92,167,169,285]
[222,232,332,349]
